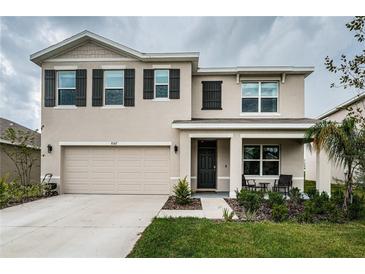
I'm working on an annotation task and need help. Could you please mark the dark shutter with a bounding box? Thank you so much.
[202,81,222,110]
[75,69,87,106]
[169,69,180,99]
[92,69,103,106]
[143,69,154,99]
[124,69,135,106]
[44,70,56,107]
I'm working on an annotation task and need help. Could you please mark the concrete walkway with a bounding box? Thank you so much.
[158,198,237,219]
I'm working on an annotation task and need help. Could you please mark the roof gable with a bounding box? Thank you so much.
[30,30,199,66]
[53,41,131,60]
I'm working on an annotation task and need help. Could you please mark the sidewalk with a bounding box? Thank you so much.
[157,198,237,220]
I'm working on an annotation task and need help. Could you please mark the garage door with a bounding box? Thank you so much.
[62,146,170,194]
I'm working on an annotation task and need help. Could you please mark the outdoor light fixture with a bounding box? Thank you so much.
[174,145,178,153]
[47,144,53,153]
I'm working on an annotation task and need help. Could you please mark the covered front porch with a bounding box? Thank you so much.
[173,118,332,198]
[179,131,307,198]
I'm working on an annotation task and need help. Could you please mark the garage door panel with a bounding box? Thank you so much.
[63,146,170,194]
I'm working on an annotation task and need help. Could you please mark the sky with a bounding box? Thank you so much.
[0,16,362,130]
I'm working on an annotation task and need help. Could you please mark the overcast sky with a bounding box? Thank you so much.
[0,16,361,130]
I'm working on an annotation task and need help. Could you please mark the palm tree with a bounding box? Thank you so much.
[304,117,365,209]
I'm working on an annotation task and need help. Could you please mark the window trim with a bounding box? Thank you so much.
[103,70,125,106]
[241,81,279,114]
[243,144,280,176]
[154,69,169,99]
[56,70,76,106]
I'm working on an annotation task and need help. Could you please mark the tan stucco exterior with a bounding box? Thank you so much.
[192,74,305,119]
[32,35,319,196]
[305,96,365,183]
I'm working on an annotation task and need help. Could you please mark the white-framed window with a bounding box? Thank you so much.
[57,71,76,105]
[154,69,169,98]
[243,144,280,176]
[104,70,124,105]
[241,81,279,113]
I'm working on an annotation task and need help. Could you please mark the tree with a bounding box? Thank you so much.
[305,118,365,209]
[324,16,365,123]
[0,127,39,185]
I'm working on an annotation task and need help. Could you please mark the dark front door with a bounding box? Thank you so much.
[197,140,217,189]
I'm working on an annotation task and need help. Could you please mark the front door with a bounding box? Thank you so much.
[197,140,217,189]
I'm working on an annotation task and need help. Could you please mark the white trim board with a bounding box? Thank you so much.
[101,65,126,69]
[189,133,233,138]
[59,141,172,146]
[173,123,315,129]
[152,64,171,69]
[240,133,305,139]
[53,65,78,70]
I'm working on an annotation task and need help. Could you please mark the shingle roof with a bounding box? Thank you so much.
[0,117,41,147]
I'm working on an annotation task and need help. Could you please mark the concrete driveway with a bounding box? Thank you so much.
[0,194,167,257]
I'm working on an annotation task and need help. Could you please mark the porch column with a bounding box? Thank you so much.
[316,150,331,194]
[229,133,242,198]
[179,131,191,186]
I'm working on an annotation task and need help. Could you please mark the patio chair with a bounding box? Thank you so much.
[242,174,264,191]
[273,174,293,195]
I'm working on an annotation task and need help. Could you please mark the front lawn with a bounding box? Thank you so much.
[128,218,365,258]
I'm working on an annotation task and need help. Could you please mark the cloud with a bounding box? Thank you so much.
[0,16,361,129]
[0,53,15,76]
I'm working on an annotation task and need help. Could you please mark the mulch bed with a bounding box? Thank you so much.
[162,196,202,210]
[0,193,58,210]
[224,198,304,221]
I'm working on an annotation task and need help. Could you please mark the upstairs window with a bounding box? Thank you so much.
[104,70,124,105]
[202,81,222,110]
[58,71,76,105]
[154,70,169,98]
[241,82,278,113]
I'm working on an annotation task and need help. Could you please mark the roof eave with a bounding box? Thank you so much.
[317,92,365,120]
[194,66,314,77]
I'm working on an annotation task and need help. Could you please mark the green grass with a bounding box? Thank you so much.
[128,218,365,258]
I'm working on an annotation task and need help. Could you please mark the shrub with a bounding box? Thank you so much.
[235,189,263,212]
[268,191,286,207]
[222,208,234,222]
[173,177,192,205]
[348,194,365,220]
[327,205,347,223]
[296,211,314,223]
[289,187,302,204]
[331,189,345,207]
[272,204,289,222]
[243,210,257,222]
[305,191,330,215]
[0,177,47,209]
[0,177,11,207]
[306,187,318,199]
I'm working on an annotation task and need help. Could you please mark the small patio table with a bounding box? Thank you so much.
[259,182,271,192]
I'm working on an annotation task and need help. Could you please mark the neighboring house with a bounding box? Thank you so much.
[0,117,41,183]
[306,93,365,184]
[30,30,327,197]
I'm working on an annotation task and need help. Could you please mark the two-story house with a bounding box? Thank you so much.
[31,30,328,197]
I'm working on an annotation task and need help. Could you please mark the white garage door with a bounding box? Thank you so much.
[62,146,170,194]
